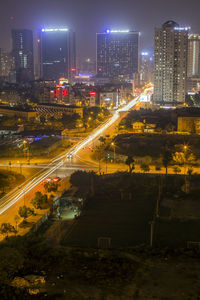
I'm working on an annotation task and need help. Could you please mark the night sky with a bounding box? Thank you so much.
[0,0,200,60]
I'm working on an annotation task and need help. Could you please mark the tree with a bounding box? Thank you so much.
[162,149,172,175]
[18,206,34,221]
[61,113,80,129]
[190,120,196,134]
[40,116,46,124]
[0,223,17,237]
[70,171,96,188]
[31,191,48,209]
[14,215,20,231]
[125,156,135,174]
[155,164,161,171]
[173,152,185,165]
[165,123,175,133]
[44,182,58,193]
[140,162,150,173]
[173,149,195,174]
[0,247,24,284]
[99,136,106,144]
[187,167,193,179]
[0,174,10,193]
[173,166,181,174]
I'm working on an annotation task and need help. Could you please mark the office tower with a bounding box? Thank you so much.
[187,34,200,77]
[12,29,34,82]
[140,52,154,84]
[0,49,15,79]
[154,20,189,104]
[38,28,76,81]
[79,58,96,76]
[96,29,140,79]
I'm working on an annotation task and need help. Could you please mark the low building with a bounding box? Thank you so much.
[187,77,200,93]
[177,116,200,133]
[35,103,83,118]
[0,106,36,121]
[132,121,156,133]
[132,122,145,132]
[0,90,21,105]
[144,123,156,133]
[0,126,23,135]
[99,92,118,108]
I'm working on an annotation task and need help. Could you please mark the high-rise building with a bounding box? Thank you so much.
[96,29,140,79]
[154,21,189,104]
[38,28,76,81]
[140,52,154,85]
[12,29,34,82]
[187,34,200,78]
[0,49,15,79]
[79,58,96,76]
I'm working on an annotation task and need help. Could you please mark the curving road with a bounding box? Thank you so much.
[0,95,141,215]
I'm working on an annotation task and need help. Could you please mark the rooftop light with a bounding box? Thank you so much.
[41,28,68,32]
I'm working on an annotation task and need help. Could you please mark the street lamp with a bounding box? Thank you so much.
[111,142,116,162]
[183,145,188,175]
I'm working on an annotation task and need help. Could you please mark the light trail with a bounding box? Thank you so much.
[0,91,145,215]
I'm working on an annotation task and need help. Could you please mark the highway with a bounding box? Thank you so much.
[0,94,141,215]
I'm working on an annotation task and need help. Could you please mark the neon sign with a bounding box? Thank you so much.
[41,28,68,32]
[106,29,130,34]
[174,27,190,31]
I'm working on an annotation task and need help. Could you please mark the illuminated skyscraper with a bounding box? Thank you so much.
[140,52,154,84]
[38,28,76,81]
[12,29,34,82]
[154,21,189,104]
[187,34,200,77]
[0,49,15,79]
[96,29,140,79]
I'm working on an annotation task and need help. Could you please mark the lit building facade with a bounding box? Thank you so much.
[38,28,76,81]
[96,30,140,79]
[140,52,154,84]
[0,49,15,79]
[11,29,34,82]
[187,34,200,78]
[154,21,189,104]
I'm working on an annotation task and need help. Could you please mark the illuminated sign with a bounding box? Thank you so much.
[63,89,68,96]
[56,88,59,98]
[89,92,96,96]
[106,29,130,33]
[78,74,92,77]
[59,77,68,85]
[174,27,190,31]
[75,74,91,79]
[71,68,76,72]
[41,28,68,32]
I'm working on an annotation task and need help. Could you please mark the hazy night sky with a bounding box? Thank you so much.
[0,0,200,61]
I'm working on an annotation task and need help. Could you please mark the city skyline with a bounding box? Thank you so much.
[0,0,200,60]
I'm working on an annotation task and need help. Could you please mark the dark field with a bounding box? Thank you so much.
[62,174,158,248]
[115,133,200,159]
[63,172,200,248]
